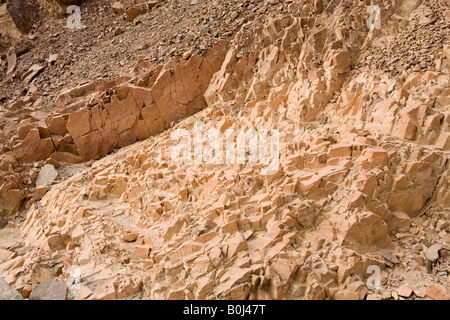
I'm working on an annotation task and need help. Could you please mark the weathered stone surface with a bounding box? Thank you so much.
[341,211,393,253]
[0,0,38,55]
[0,171,23,216]
[397,284,413,298]
[30,279,67,300]
[36,164,58,187]
[33,185,50,201]
[89,279,116,300]
[0,277,24,300]
[14,129,56,162]
[0,4,22,52]
[49,152,82,164]
[426,283,449,300]
[46,115,68,136]
[1,0,449,302]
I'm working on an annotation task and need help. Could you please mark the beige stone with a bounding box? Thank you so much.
[227,233,248,258]
[435,132,450,150]
[131,246,150,260]
[90,280,116,300]
[397,284,413,298]
[426,283,449,300]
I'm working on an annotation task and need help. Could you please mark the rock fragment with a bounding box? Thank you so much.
[35,164,58,187]
[30,279,67,300]
[0,278,24,300]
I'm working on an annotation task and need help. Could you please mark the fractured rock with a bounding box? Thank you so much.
[2,0,450,302]
[425,283,449,300]
[30,279,67,300]
[396,284,413,298]
[35,164,58,187]
[425,244,442,263]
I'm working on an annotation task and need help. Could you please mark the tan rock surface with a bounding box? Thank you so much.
[0,0,448,301]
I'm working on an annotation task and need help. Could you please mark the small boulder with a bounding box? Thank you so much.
[396,284,413,298]
[425,244,442,263]
[0,277,24,300]
[36,164,58,187]
[30,279,67,300]
[426,283,449,300]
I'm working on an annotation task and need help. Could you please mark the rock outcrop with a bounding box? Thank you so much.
[0,0,448,301]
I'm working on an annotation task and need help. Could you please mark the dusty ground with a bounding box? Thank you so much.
[0,0,289,105]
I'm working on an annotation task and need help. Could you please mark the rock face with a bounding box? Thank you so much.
[5,0,39,33]
[0,0,38,54]
[64,39,228,161]
[0,0,449,301]
[9,40,228,163]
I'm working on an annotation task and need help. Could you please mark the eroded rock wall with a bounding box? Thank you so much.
[0,0,449,300]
